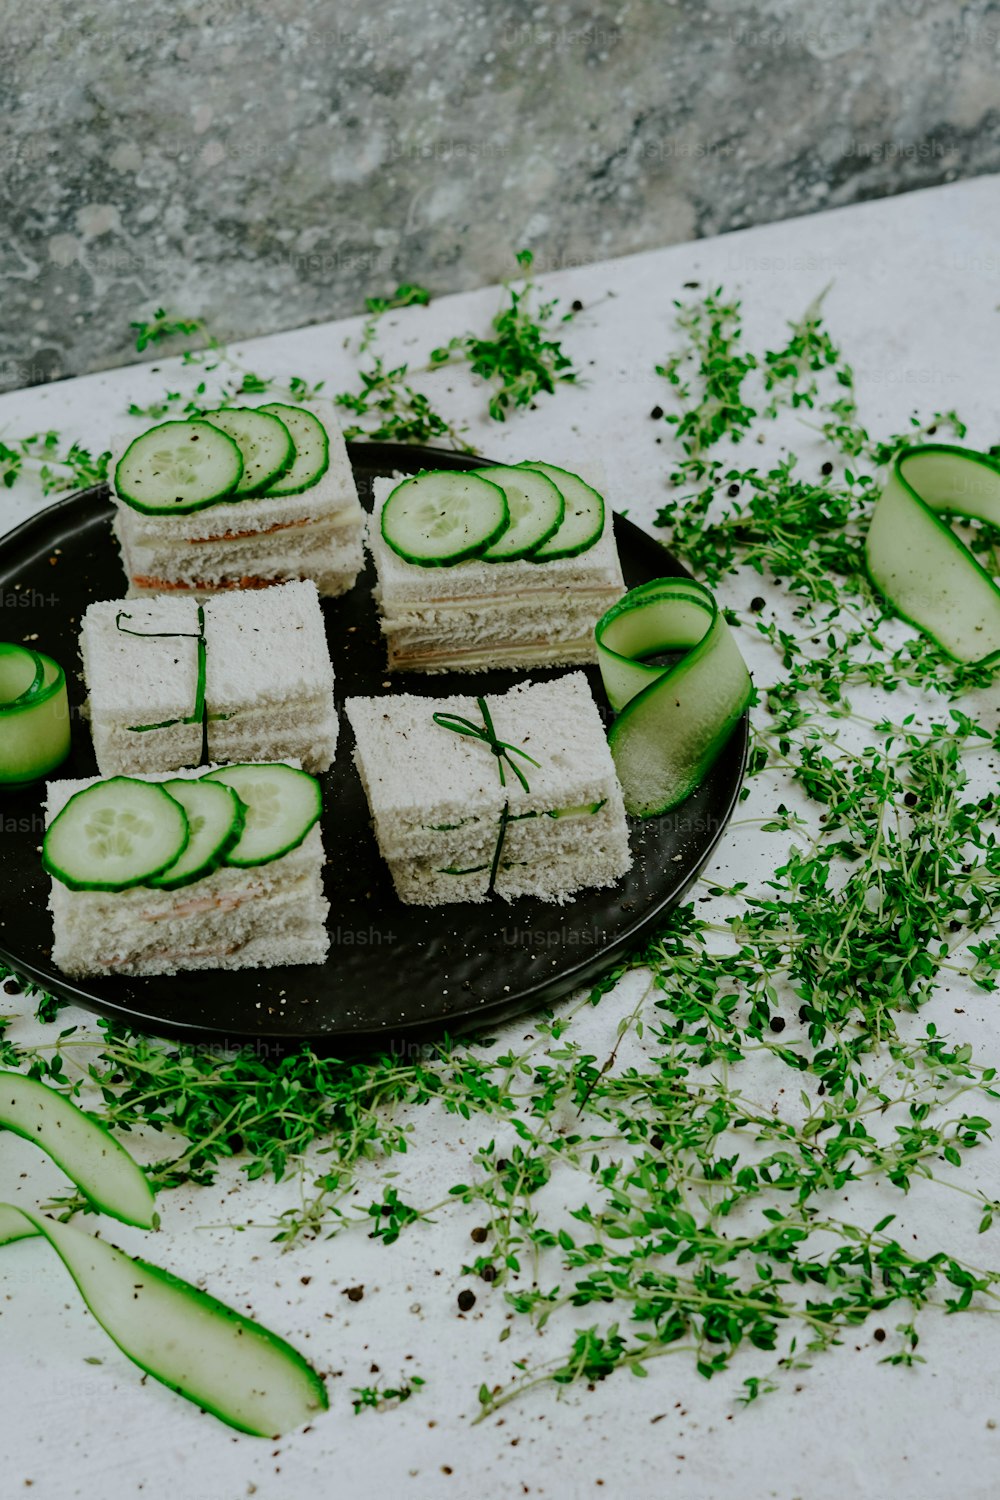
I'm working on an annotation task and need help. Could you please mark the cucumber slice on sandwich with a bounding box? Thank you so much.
[201,408,294,497]
[0,1208,328,1437]
[258,403,330,495]
[203,764,322,867]
[43,777,189,892]
[478,465,565,561]
[519,461,605,560]
[115,421,244,515]
[0,1070,156,1228]
[381,470,509,566]
[146,779,246,890]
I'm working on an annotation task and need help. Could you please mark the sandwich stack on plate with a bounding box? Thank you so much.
[44,762,329,977]
[110,400,364,598]
[347,672,632,905]
[368,462,625,672]
[80,580,338,775]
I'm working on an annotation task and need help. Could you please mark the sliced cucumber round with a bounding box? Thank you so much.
[44,778,189,892]
[202,764,322,868]
[258,404,330,495]
[147,780,246,890]
[0,1070,156,1228]
[115,421,244,515]
[201,408,294,497]
[477,465,565,562]
[519,461,605,560]
[381,470,510,566]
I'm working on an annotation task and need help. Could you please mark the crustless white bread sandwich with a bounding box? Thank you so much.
[347,673,631,905]
[110,399,364,598]
[80,580,338,776]
[367,461,625,672]
[44,761,329,977]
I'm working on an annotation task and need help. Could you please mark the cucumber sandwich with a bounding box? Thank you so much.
[368,460,625,672]
[110,400,364,598]
[346,673,631,905]
[80,580,337,776]
[44,762,328,977]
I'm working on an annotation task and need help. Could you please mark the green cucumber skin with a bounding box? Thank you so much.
[201,409,295,498]
[146,785,247,891]
[864,443,1000,668]
[518,461,605,561]
[0,1070,156,1229]
[597,576,752,817]
[202,765,323,868]
[608,684,752,816]
[0,1208,328,1438]
[114,422,245,517]
[43,778,190,893]
[259,404,331,496]
[381,470,511,567]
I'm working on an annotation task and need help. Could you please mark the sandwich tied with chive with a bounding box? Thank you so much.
[110,399,364,598]
[44,761,328,977]
[80,580,338,775]
[346,673,631,905]
[368,460,625,672]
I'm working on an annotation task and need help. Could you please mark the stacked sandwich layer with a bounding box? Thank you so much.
[81,580,338,775]
[112,402,364,598]
[46,764,330,978]
[347,673,631,905]
[368,470,625,672]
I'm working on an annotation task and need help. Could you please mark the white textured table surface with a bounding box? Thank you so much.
[1,176,999,1500]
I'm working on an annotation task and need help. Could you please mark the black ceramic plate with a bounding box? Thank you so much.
[0,443,747,1046]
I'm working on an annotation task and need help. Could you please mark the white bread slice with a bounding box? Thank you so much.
[110,400,361,544]
[46,762,330,977]
[203,581,333,708]
[347,673,631,905]
[81,582,339,775]
[367,463,624,605]
[81,597,204,771]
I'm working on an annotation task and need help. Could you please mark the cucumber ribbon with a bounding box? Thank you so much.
[865,444,1000,666]
[432,698,540,892]
[0,1069,327,1436]
[596,578,752,817]
[115,607,209,760]
[0,642,71,786]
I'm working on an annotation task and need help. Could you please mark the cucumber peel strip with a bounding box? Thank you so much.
[0,1207,328,1437]
[0,1069,156,1227]
[865,444,1000,666]
[596,577,752,817]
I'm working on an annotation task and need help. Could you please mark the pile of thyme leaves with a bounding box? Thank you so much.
[2,286,999,1425]
[29,252,578,462]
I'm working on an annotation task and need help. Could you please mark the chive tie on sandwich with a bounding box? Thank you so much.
[346,673,631,905]
[110,400,364,597]
[80,580,338,775]
[367,461,625,672]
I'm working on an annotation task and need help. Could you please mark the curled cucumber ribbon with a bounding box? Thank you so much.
[865,444,1000,666]
[0,642,71,786]
[596,578,752,817]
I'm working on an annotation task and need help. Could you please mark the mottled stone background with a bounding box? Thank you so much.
[2,0,998,391]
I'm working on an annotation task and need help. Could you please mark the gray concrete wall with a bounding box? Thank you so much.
[2,0,998,390]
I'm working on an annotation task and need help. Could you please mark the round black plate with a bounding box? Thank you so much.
[0,444,747,1047]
